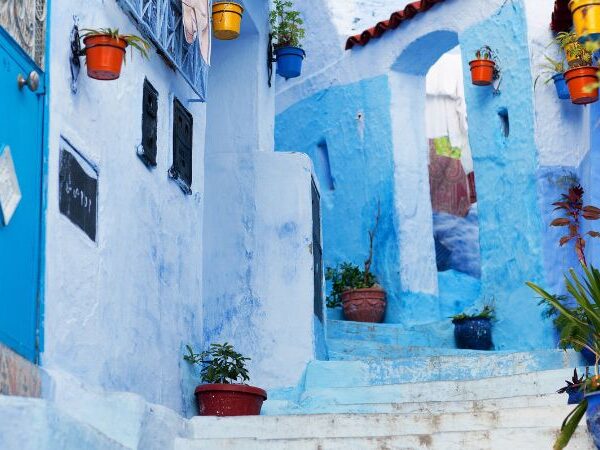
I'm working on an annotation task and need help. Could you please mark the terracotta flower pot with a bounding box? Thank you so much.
[84,35,128,80]
[194,384,267,416]
[564,66,599,104]
[341,287,386,323]
[469,59,496,86]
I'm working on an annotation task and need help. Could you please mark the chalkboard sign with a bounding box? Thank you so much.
[59,141,98,241]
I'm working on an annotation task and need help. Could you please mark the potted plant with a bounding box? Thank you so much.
[468,46,498,86]
[325,204,386,323]
[555,31,599,104]
[183,343,267,416]
[212,2,244,40]
[80,28,150,80]
[451,304,495,350]
[540,55,570,100]
[570,0,600,42]
[269,0,306,80]
[558,369,586,405]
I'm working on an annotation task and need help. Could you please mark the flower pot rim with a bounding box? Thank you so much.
[564,65,599,81]
[342,286,386,294]
[194,383,267,399]
[469,59,495,67]
[83,34,128,49]
[212,1,244,13]
[552,72,566,80]
[452,316,493,324]
[570,0,600,12]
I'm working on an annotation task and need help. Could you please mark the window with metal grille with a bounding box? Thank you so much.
[169,98,193,193]
[139,79,158,167]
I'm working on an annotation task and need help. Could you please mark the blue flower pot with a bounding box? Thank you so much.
[568,387,585,405]
[453,318,493,350]
[275,46,305,80]
[586,391,600,448]
[553,73,571,100]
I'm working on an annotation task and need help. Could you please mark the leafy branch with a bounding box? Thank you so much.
[269,0,305,48]
[184,343,250,384]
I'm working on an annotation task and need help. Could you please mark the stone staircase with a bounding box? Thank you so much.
[1,319,597,449]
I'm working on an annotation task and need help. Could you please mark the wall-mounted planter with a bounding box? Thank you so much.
[586,391,600,447]
[564,66,599,104]
[552,73,571,99]
[212,2,244,40]
[570,0,600,41]
[469,59,496,86]
[83,35,127,80]
[453,318,493,350]
[194,384,267,416]
[274,46,305,79]
[341,287,386,323]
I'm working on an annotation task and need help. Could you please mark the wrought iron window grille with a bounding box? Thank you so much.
[115,0,210,101]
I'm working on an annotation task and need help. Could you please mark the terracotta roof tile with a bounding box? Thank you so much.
[345,0,447,50]
[550,0,572,33]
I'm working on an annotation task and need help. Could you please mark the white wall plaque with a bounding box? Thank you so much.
[0,146,22,226]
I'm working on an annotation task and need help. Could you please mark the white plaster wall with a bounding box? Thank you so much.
[524,0,590,167]
[276,0,506,114]
[44,0,207,414]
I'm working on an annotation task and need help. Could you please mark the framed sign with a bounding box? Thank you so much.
[58,139,98,242]
[0,145,22,226]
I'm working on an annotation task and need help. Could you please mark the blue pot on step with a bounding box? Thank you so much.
[275,46,305,80]
[453,318,493,351]
[586,391,600,448]
[553,73,571,100]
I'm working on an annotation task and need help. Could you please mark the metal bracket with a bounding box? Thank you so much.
[70,16,85,94]
[168,166,192,195]
[268,33,276,88]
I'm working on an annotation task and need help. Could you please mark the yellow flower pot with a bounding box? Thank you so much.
[570,0,600,41]
[212,2,244,40]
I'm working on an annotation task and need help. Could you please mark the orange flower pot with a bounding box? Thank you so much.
[469,59,496,86]
[84,35,128,80]
[564,66,599,105]
[341,287,386,323]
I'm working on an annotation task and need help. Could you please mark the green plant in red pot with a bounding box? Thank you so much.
[184,343,267,416]
[80,28,150,80]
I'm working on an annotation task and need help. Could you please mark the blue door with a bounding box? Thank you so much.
[0,27,45,362]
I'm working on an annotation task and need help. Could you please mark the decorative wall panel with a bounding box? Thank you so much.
[0,0,46,67]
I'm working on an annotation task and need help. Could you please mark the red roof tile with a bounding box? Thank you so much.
[550,0,572,33]
[345,0,447,50]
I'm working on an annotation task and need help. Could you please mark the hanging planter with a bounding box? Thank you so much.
[555,32,592,68]
[553,73,571,99]
[451,305,495,351]
[270,0,306,80]
[564,65,599,104]
[570,0,600,42]
[81,28,150,80]
[469,46,498,86]
[212,2,244,40]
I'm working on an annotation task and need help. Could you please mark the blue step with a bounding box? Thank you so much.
[327,319,454,347]
[306,350,583,389]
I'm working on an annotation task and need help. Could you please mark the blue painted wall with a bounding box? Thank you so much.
[275,75,402,324]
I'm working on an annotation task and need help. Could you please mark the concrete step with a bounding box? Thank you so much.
[175,427,595,450]
[190,405,577,439]
[305,350,582,388]
[326,338,494,360]
[327,319,454,347]
[0,395,127,450]
[261,392,568,416]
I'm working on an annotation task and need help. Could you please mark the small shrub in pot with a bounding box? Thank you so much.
[451,304,495,351]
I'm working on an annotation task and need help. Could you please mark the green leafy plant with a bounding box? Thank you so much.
[555,31,592,68]
[81,28,151,60]
[184,343,250,384]
[325,203,381,308]
[325,263,377,308]
[538,55,566,85]
[269,0,305,48]
[527,266,600,449]
[557,368,586,396]
[474,46,500,80]
[450,304,495,323]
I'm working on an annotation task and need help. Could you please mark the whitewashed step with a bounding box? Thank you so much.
[305,350,581,388]
[175,427,595,450]
[0,395,127,450]
[190,405,577,439]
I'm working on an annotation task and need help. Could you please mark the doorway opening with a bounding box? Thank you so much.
[425,46,482,298]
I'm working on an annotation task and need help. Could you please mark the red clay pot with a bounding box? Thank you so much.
[565,66,599,105]
[84,35,128,80]
[194,384,267,416]
[469,59,496,86]
[341,287,386,323]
